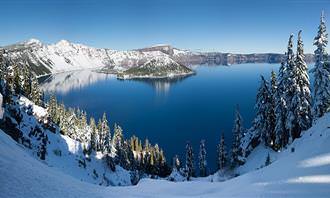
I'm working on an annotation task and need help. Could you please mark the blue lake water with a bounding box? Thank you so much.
[42,63,287,171]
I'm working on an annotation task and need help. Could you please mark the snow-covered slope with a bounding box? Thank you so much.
[0,96,132,189]
[1,110,330,197]
[2,39,192,76]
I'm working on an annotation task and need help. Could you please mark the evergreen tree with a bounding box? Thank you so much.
[13,65,21,94]
[102,117,111,153]
[30,75,42,106]
[253,76,275,146]
[111,124,124,164]
[172,155,181,171]
[231,106,244,167]
[185,141,194,180]
[312,11,330,118]
[80,111,87,129]
[89,117,98,151]
[47,94,57,121]
[22,64,31,96]
[231,106,243,167]
[217,133,227,171]
[274,62,289,148]
[284,34,298,143]
[292,30,312,137]
[198,139,207,177]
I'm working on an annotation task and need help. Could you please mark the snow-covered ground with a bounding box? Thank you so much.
[1,109,330,197]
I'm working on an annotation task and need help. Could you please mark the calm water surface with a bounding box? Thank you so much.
[41,63,284,171]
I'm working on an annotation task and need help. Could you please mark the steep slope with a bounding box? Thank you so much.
[0,96,131,188]
[1,111,329,197]
[3,39,115,75]
[118,56,194,79]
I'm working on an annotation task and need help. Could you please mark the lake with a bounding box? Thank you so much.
[41,63,284,171]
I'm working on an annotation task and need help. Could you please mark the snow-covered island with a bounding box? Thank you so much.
[117,57,195,79]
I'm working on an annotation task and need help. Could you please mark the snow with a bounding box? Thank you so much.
[1,108,330,197]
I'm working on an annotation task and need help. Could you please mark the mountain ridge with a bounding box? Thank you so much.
[0,38,316,77]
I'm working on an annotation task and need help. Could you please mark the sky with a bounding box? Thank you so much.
[0,0,329,53]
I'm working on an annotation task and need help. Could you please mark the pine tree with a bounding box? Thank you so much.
[312,11,330,118]
[231,106,244,167]
[101,114,111,153]
[185,141,194,180]
[274,62,289,148]
[111,124,124,164]
[22,64,31,96]
[89,117,98,151]
[80,111,87,129]
[284,34,298,143]
[30,75,42,106]
[292,30,312,138]
[253,75,275,146]
[13,65,21,94]
[172,155,181,171]
[198,139,207,177]
[217,133,227,171]
[48,94,57,121]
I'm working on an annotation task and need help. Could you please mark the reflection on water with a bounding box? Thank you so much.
[40,70,193,95]
[40,70,113,94]
[124,75,193,96]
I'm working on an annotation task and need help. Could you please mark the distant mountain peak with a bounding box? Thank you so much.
[55,39,72,47]
[151,44,172,48]
[23,38,43,46]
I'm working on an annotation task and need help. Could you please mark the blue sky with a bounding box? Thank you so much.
[0,0,329,53]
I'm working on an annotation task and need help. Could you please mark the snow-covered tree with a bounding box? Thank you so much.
[30,75,42,106]
[21,64,31,96]
[185,141,194,180]
[89,117,98,151]
[231,106,244,167]
[172,155,181,171]
[293,30,312,137]
[285,31,312,140]
[198,139,207,177]
[274,62,289,148]
[312,11,330,118]
[284,34,299,143]
[100,113,111,153]
[217,133,227,171]
[47,94,57,121]
[112,124,125,164]
[13,65,21,94]
[253,75,275,146]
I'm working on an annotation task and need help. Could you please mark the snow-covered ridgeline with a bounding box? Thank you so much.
[2,39,192,76]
